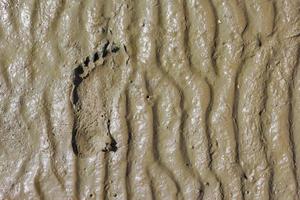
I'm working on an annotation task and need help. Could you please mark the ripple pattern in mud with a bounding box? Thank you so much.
[0,0,299,199]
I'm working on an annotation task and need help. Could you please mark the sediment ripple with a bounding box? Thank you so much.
[0,0,299,199]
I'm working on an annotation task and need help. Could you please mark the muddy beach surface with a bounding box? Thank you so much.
[0,0,299,199]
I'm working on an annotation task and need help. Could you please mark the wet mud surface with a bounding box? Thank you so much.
[0,0,299,199]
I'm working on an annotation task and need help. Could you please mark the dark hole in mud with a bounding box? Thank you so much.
[111,46,120,53]
[257,38,262,47]
[110,138,118,152]
[84,56,90,66]
[99,136,118,153]
[107,119,118,152]
[199,189,204,199]
[72,64,84,105]
[74,64,84,75]
[102,41,110,58]
[93,52,99,62]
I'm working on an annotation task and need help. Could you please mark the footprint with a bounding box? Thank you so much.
[71,40,125,157]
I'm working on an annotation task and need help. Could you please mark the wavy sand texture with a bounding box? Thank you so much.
[0,0,299,199]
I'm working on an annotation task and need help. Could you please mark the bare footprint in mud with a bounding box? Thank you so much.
[71,40,128,157]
